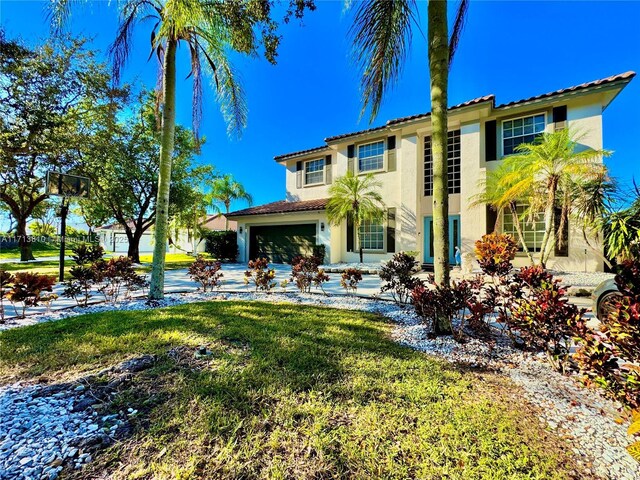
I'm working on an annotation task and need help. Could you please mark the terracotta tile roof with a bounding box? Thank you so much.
[227,198,328,217]
[276,71,634,156]
[495,71,635,109]
[274,145,329,162]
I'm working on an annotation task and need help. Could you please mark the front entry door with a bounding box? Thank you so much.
[423,215,461,264]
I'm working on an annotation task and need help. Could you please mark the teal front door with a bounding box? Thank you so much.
[423,215,461,264]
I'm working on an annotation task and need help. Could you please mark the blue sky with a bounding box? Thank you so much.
[1,0,639,214]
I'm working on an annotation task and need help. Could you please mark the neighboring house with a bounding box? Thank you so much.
[228,72,634,271]
[96,215,235,255]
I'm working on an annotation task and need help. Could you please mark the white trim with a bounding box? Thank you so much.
[500,112,547,157]
[303,158,325,186]
[356,140,386,174]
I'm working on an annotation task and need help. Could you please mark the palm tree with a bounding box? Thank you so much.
[326,172,386,263]
[498,128,610,267]
[471,163,535,264]
[349,0,469,290]
[207,174,253,230]
[51,0,315,299]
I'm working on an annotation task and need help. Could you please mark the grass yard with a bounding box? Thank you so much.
[0,241,60,260]
[0,259,74,278]
[138,252,213,271]
[0,301,583,479]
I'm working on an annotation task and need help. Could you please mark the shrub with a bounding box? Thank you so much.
[188,256,223,292]
[71,243,105,265]
[474,233,518,277]
[93,257,148,304]
[627,412,640,462]
[573,260,640,408]
[503,266,585,369]
[245,258,276,292]
[340,268,363,294]
[6,272,57,318]
[63,266,97,307]
[29,222,56,237]
[0,269,14,322]
[65,226,89,238]
[312,245,326,265]
[290,255,329,294]
[380,252,420,305]
[204,230,238,261]
[412,277,479,337]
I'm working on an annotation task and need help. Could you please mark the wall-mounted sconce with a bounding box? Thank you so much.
[239,226,243,234]
[320,222,325,232]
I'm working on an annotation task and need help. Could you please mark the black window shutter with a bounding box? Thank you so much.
[553,106,567,131]
[386,208,396,253]
[296,161,303,171]
[387,136,396,150]
[486,206,498,234]
[346,215,354,252]
[485,120,497,161]
[347,144,355,158]
[325,154,332,165]
[296,161,303,189]
[325,155,332,185]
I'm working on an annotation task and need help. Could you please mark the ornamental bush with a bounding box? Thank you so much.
[6,272,57,318]
[474,233,518,278]
[0,269,14,322]
[204,230,238,261]
[290,255,329,294]
[573,260,640,409]
[188,255,223,292]
[71,242,105,265]
[93,256,148,304]
[245,258,276,292]
[340,268,363,295]
[380,252,420,305]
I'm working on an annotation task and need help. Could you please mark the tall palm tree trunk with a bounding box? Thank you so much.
[508,203,535,265]
[429,0,451,334]
[225,200,230,230]
[538,177,558,268]
[149,38,177,300]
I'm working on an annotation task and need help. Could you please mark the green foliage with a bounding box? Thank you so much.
[289,255,329,294]
[573,260,640,408]
[62,243,105,306]
[340,268,363,294]
[207,174,252,222]
[327,172,385,263]
[474,233,518,277]
[188,256,223,292]
[29,222,56,238]
[379,252,420,306]
[628,412,640,462]
[244,258,276,292]
[204,230,238,261]
[0,34,115,261]
[71,243,104,266]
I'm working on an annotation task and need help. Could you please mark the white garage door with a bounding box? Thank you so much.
[112,233,154,253]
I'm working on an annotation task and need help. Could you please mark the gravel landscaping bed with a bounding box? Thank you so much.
[1,290,637,479]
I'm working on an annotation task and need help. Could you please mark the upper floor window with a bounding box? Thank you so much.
[304,158,325,185]
[502,113,545,155]
[358,141,384,172]
[359,219,384,250]
[424,130,461,196]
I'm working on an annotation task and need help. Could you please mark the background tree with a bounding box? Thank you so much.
[77,93,207,263]
[207,174,253,230]
[497,128,609,267]
[51,0,317,300]
[604,182,640,261]
[349,0,469,293]
[0,34,113,260]
[326,172,386,263]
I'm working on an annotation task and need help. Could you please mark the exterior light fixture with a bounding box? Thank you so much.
[320,222,325,232]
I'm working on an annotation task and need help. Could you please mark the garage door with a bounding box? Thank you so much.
[112,233,154,253]
[249,224,316,264]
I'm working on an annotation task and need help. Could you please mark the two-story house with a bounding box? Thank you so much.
[228,71,634,272]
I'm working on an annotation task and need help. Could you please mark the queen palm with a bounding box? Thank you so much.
[51,0,315,299]
[207,174,253,230]
[472,163,536,265]
[327,172,385,263]
[498,128,610,267]
[349,0,469,290]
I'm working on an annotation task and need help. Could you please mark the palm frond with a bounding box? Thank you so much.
[448,0,469,68]
[349,0,417,122]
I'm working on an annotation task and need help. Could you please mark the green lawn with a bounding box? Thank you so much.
[0,241,60,260]
[0,301,582,479]
[0,259,74,278]
[138,252,212,271]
